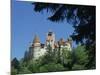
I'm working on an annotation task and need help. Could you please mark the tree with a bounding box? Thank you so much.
[42,45,57,64]
[11,57,20,70]
[23,51,29,62]
[72,45,89,70]
[27,60,41,73]
[33,2,96,69]
[11,67,17,75]
[18,66,31,74]
[39,63,65,72]
[60,47,73,70]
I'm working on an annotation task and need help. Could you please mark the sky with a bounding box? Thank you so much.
[11,0,75,59]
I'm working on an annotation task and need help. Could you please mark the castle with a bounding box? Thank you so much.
[24,31,72,61]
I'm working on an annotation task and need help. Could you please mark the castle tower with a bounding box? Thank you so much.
[32,35,41,59]
[65,37,73,51]
[46,31,55,49]
[67,37,73,47]
[58,38,65,47]
[33,35,40,47]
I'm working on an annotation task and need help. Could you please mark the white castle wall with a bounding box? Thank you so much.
[25,32,72,61]
[33,47,47,60]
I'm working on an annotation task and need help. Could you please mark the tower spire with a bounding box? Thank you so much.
[33,34,40,43]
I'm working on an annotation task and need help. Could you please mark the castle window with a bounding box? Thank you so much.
[48,32,52,36]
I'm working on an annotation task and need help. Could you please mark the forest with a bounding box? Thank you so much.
[11,45,94,75]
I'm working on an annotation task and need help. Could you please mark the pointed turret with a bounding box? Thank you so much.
[33,35,40,47]
[33,35,40,43]
[58,38,65,45]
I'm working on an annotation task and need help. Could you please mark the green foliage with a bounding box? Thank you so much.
[59,47,73,70]
[18,66,31,74]
[11,45,90,74]
[11,67,17,75]
[60,48,72,63]
[39,63,65,72]
[74,45,88,65]
[40,45,58,65]
[72,45,89,70]
[27,60,40,73]
[11,57,20,71]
